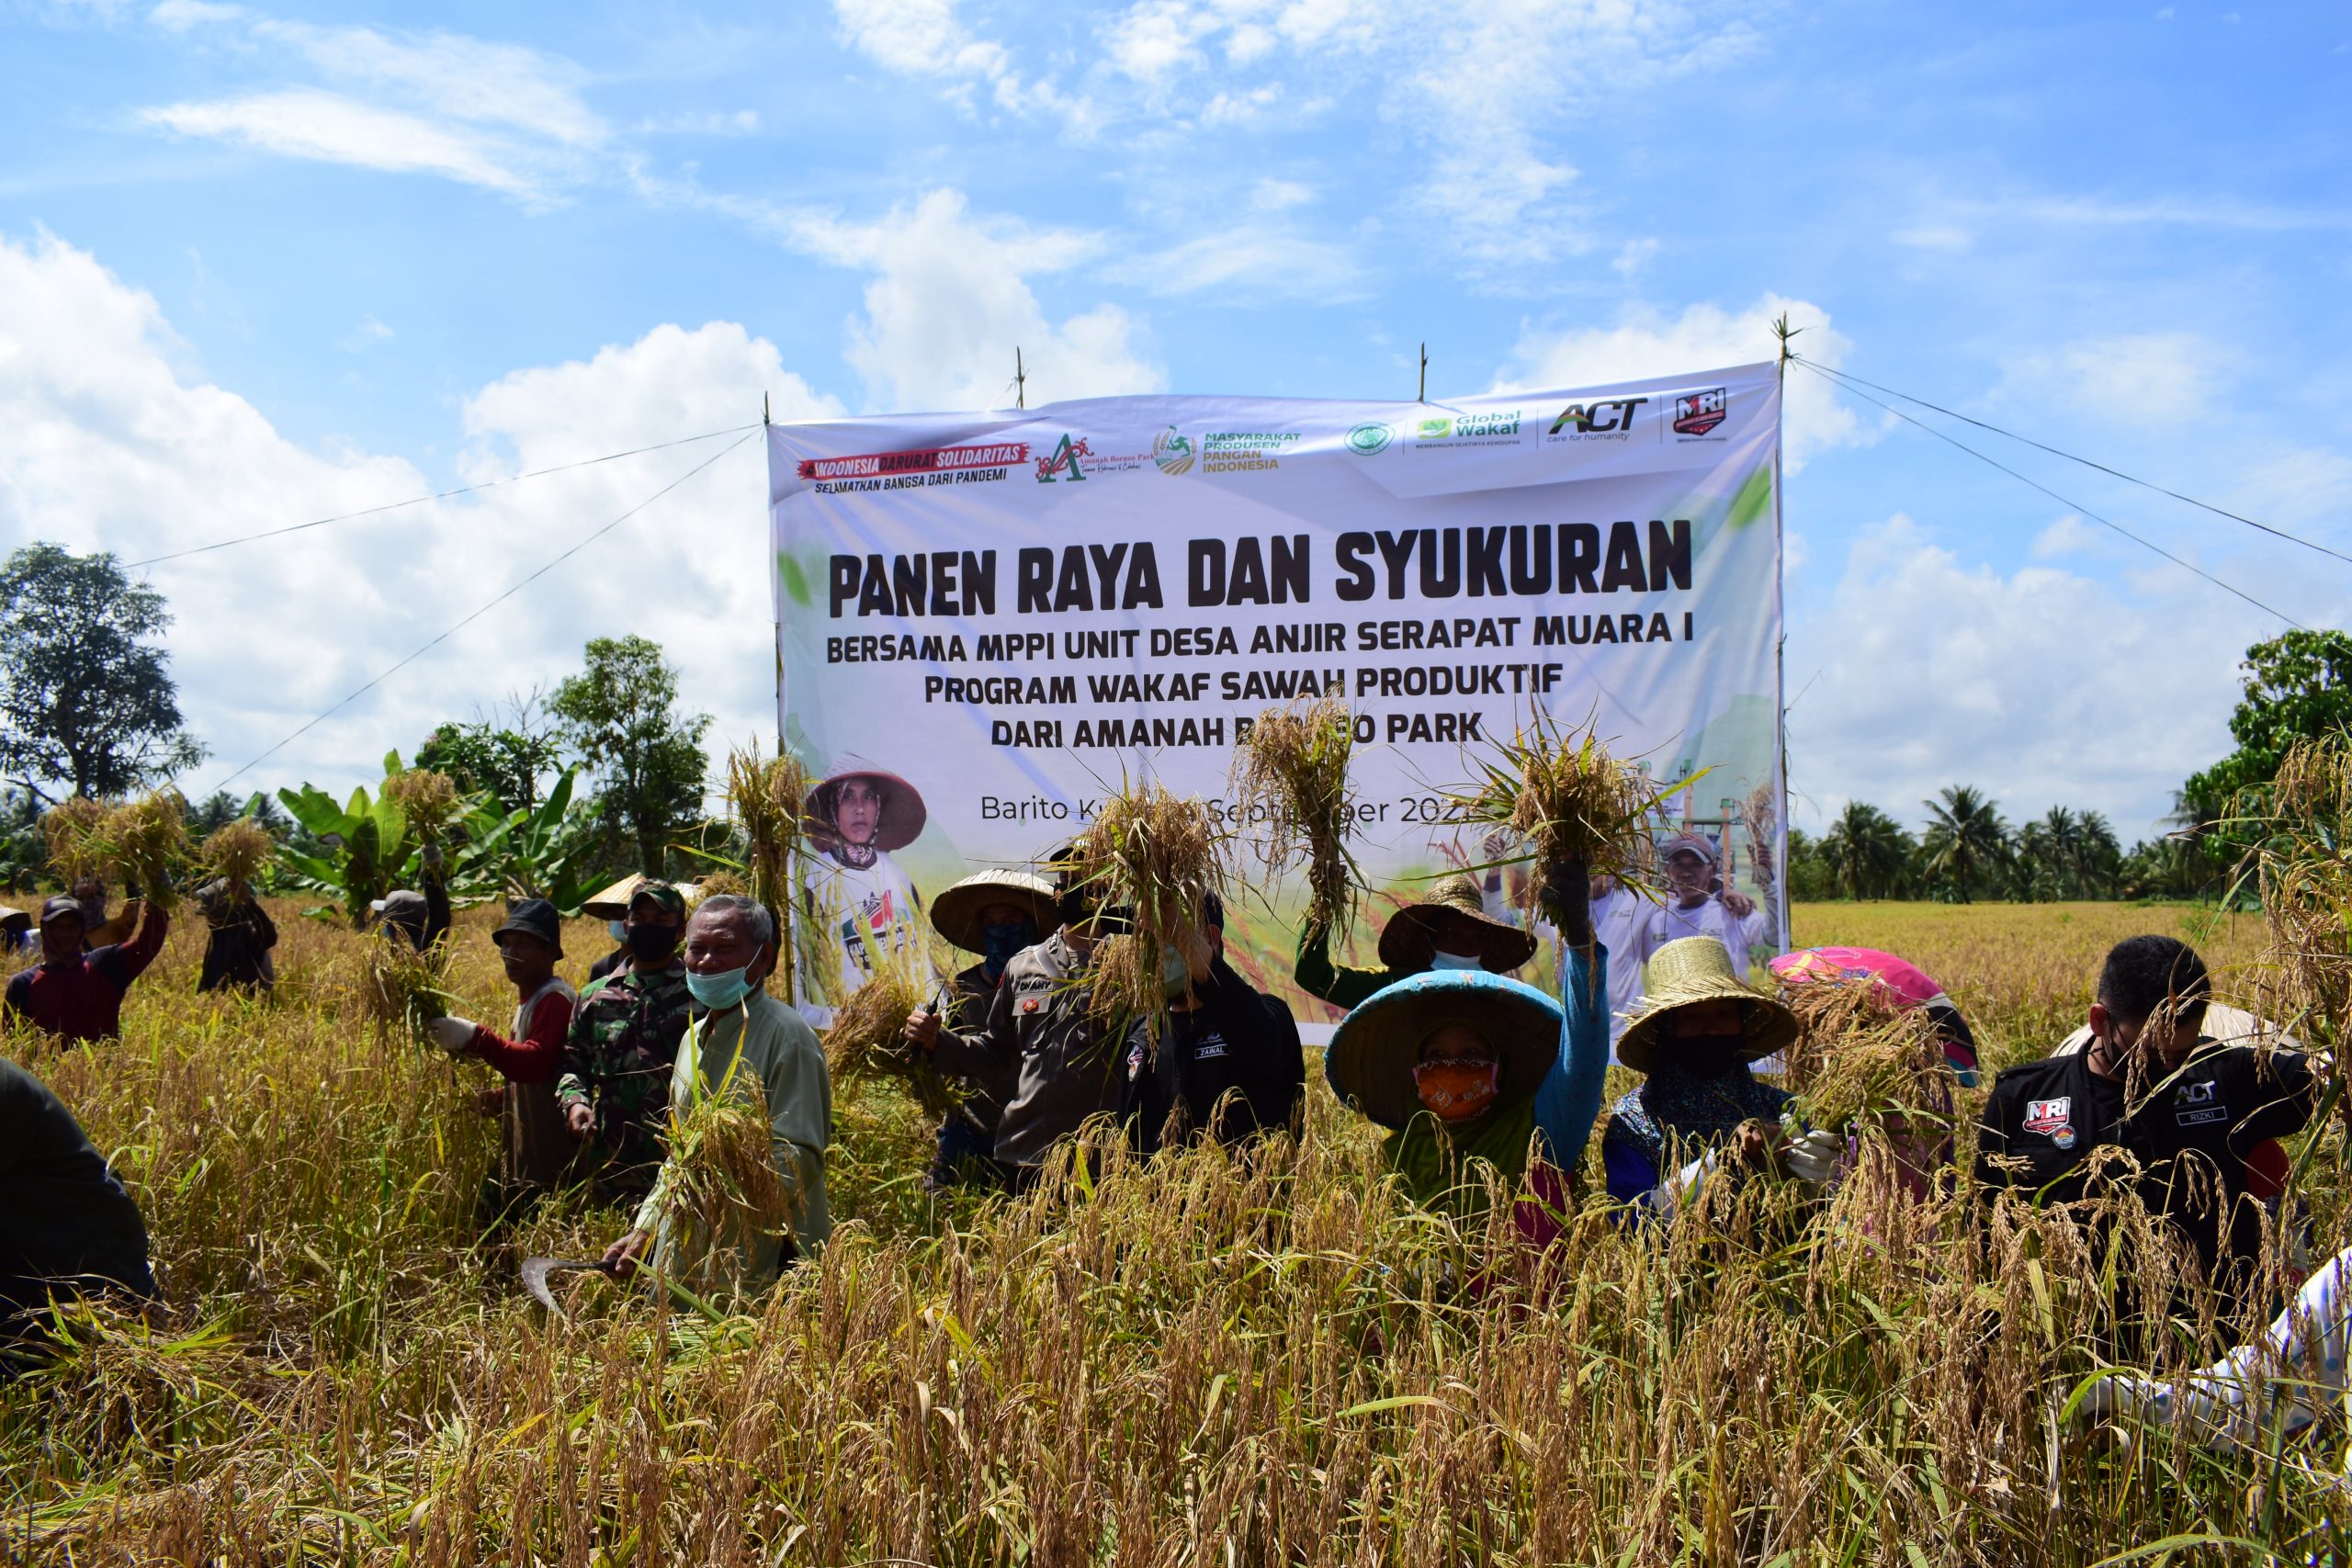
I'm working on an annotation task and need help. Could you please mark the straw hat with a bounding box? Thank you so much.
[1327,969,1563,1130]
[1375,873,1538,973]
[807,766,928,852]
[0,904,28,937]
[582,874,648,922]
[930,868,1057,954]
[1616,936,1798,1075]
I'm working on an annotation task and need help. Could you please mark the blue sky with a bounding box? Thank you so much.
[3,0,2346,838]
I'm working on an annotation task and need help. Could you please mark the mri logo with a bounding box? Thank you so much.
[1035,434,1091,482]
[1672,388,1728,437]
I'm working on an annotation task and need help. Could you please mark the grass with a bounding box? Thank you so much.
[1,893,2341,1564]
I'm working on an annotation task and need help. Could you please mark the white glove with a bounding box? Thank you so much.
[1781,1128,1844,1190]
[425,1016,478,1055]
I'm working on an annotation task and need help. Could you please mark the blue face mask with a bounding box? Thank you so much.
[980,919,1035,982]
[608,919,628,944]
[1430,950,1484,971]
[686,964,756,1010]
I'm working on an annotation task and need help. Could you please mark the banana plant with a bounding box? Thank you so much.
[452,767,606,912]
[278,753,421,928]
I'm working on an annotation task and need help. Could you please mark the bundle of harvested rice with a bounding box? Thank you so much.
[1229,694,1362,933]
[1446,713,1683,915]
[661,1059,793,1290]
[41,796,107,885]
[383,769,462,846]
[689,870,750,906]
[1073,780,1229,1036]
[1781,978,1951,1133]
[87,791,193,914]
[198,819,276,896]
[726,744,819,1001]
[822,953,962,1122]
[2245,737,2352,1058]
[366,936,451,1043]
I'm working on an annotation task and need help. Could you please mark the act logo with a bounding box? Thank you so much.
[1035,434,1091,482]
[1672,388,1728,437]
[1151,427,1195,476]
[1345,422,1393,455]
[1547,396,1648,439]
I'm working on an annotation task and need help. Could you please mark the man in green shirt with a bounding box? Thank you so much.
[1295,872,1536,1012]
[603,895,831,1289]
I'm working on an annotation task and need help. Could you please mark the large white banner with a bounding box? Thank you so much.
[768,362,1785,1030]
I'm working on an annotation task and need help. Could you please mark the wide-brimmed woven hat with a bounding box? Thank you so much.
[1375,872,1539,973]
[1616,936,1797,1074]
[807,766,928,852]
[930,868,1057,954]
[581,874,647,922]
[1327,969,1563,1130]
[0,904,29,936]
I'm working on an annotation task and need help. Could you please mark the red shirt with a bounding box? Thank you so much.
[465,983,576,1083]
[6,908,171,1043]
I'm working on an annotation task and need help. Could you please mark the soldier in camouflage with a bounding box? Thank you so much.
[555,880,693,1202]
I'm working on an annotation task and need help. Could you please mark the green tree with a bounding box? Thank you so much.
[550,636,711,876]
[2183,629,2352,832]
[416,706,563,815]
[0,543,206,800]
[1819,800,1911,899]
[1920,784,2009,902]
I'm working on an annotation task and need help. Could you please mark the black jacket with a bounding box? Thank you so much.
[2,1058,156,1325]
[1121,959,1305,1154]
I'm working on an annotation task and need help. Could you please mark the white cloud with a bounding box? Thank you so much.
[797,189,1163,411]
[1786,513,2256,836]
[131,15,603,201]
[1495,294,1870,470]
[336,314,392,352]
[1611,237,1659,276]
[0,228,840,800]
[2030,513,2104,559]
[2047,332,2230,425]
[1104,224,1362,300]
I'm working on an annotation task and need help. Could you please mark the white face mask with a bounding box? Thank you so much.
[1430,951,1484,972]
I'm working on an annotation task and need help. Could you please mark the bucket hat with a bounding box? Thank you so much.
[1375,872,1539,974]
[1617,936,1797,1075]
[930,868,1057,954]
[1327,969,1562,1129]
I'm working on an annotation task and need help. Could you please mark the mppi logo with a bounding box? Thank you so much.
[1546,396,1647,441]
[1151,427,1195,476]
[1672,387,1729,438]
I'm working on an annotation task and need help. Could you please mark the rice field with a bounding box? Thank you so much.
[1,897,2336,1565]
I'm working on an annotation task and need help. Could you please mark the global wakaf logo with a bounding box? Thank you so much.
[1035,434,1092,482]
[1151,427,1195,476]
[1344,422,1393,455]
[1673,387,1728,437]
[1548,396,1648,438]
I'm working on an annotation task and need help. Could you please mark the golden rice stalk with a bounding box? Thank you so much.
[662,1062,792,1291]
[198,819,276,895]
[690,869,749,906]
[2241,737,2352,1060]
[366,935,451,1043]
[1445,712,1683,909]
[727,744,818,1002]
[1074,778,1230,1040]
[383,768,462,844]
[1781,976,1951,1133]
[822,950,962,1122]
[87,791,193,914]
[41,796,107,885]
[1230,694,1362,933]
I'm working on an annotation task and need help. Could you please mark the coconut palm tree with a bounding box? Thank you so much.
[1920,784,2009,902]
[1820,800,1910,899]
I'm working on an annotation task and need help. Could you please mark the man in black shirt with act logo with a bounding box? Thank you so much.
[1976,935,2321,1333]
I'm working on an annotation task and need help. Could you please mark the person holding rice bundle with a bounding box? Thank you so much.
[1123,894,1305,1155]
[901,867,1058,1190]
[1599,937,1841,1216]
[1641,833,1771,980]
[1295,872,1537,1012]
[1324,855,1608,1236]
[5,890,170,1044]
[195,877,277,994]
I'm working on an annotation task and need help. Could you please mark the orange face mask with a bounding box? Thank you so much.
[1413,1058,1500,1122]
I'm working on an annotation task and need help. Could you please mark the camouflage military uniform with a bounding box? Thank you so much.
[553,959,693,1201]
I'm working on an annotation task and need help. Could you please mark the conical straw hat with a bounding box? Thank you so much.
[1376,872,1538,973]
[930,868,1057,954]
[1616,935,1797,1075]
[1327,968,1562,1130]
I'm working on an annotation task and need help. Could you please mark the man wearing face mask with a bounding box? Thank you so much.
[1599,938,1837,1216]
[1123,896,1305,1155]
[553,880,694,1205]
[581,874,649,986]
[928,842,1125,1190]
[1325,854,1611,1236]
[900,868,1059,1190]
[1977,935,2320,1337]
[602,895,830,1286]
[1295,873,1538,1014]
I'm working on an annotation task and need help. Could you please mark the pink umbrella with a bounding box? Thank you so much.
[1770,946,1976,1084]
